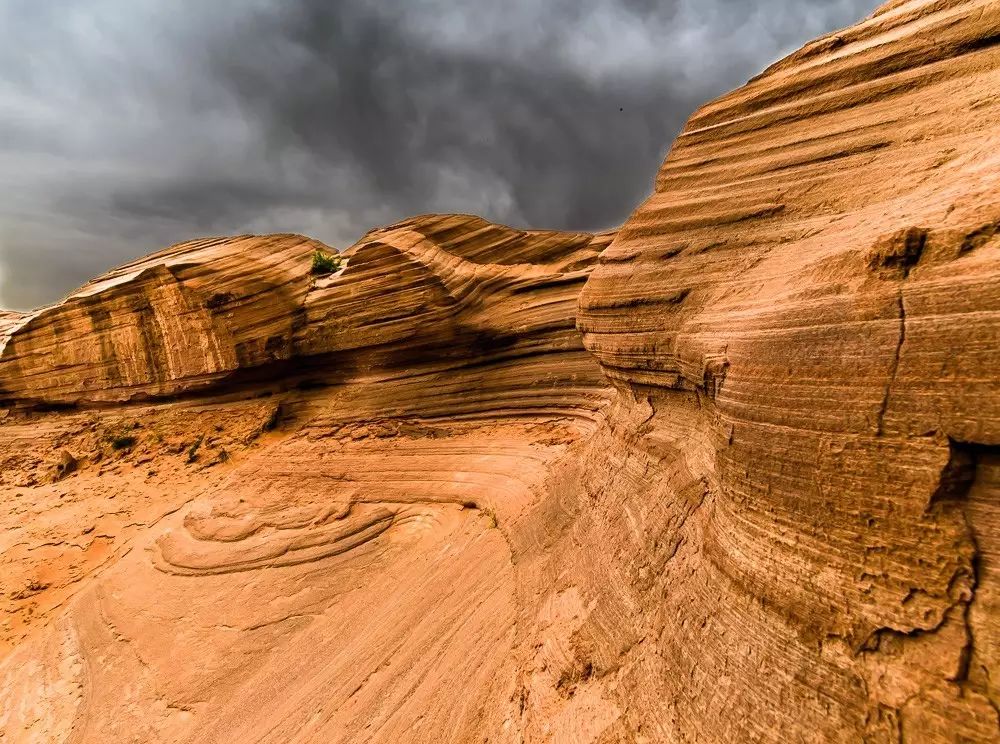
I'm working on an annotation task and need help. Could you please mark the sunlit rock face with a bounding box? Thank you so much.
[0,215,612,408]
[577,0,1000,738]
[0,234,326,405]
[0,214,617,743]
[1,1,999,742]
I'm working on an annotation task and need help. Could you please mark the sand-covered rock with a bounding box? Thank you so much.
[0,214,617,743]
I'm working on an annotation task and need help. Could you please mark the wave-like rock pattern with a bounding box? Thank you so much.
[1,1,999,742]
[577,0,1000,738]
[297,214,611,369]
[0,214,619,741]
[0,216,611,408]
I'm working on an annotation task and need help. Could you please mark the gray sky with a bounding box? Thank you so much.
[0,0,880,309]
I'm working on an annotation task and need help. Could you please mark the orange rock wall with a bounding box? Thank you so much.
[576,0,1000,737]
[0,235,325,404]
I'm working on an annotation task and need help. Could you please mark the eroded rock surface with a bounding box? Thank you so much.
[1,1,999,742]
[0,234,327,405]
[0,215,616,743]
[576,0,1000,738]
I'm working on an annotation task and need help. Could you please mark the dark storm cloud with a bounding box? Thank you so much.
[0,0,881,309]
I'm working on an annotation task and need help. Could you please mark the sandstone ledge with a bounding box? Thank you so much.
[0,216,612,408]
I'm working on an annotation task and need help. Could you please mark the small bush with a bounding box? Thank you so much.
[110,435,137,450]
[187,435,205,463]
[310,250,342,276]
[104,423,138,451]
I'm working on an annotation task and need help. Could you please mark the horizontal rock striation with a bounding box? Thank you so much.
[0,218,617,743]
[0,234,326,405]
[0,215,612,409]
[577,0,1000,739]
[297,214,610,367]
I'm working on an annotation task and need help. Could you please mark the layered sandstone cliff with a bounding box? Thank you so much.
[1,1,998,742]
[575,0,1000,737]
[0,234,325,404]
[0,217,610,408]
[0,215,618,742]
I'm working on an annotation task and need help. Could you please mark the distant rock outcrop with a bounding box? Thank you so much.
[296,214,611,369]
[0,1,998,742]
[0,216,611,408]
[0,234,325,404]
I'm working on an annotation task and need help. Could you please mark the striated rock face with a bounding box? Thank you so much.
[296,214,611,374]
[1,1,999,742]
[0,215,617,744]
[0,216,611,408]
[0,234,327,405]
[576,0,1000,738]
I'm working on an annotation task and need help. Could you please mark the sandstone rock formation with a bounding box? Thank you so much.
[574,0,1000,738]
[0,234,327,405]
[0,218,610,408]
[0,215,617,743]
[1,1,998,742]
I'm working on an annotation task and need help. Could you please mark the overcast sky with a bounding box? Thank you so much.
[0,0,880,309]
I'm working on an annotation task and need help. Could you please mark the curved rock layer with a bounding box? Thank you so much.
[296,214,612,378]
[0,216,611,407]
[1,1,999,743]
[577,0,1000,738]
[0,215,618,743]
